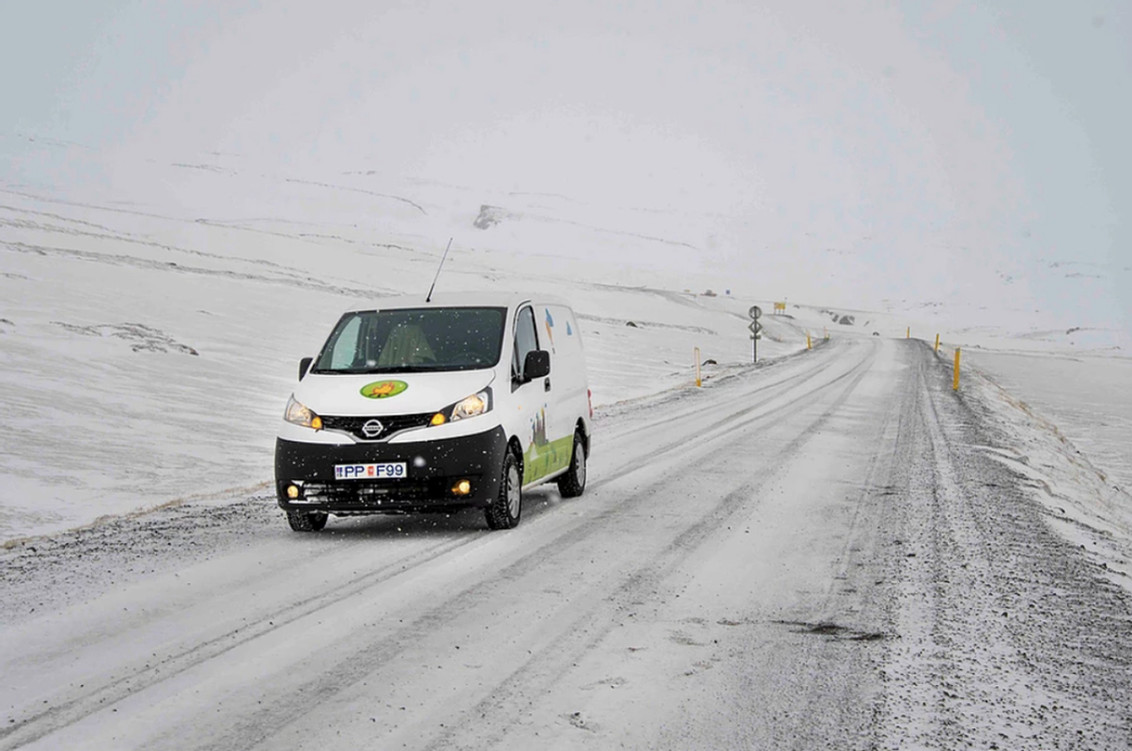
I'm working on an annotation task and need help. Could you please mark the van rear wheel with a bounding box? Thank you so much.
[486,450,522,530]
[557,431,587,498]
[287,510,327,532]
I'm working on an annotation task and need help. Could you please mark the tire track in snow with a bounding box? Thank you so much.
[598,338,863,453]
[0,532,485,749]
[415,343,879,751]
[875,342,1132,749]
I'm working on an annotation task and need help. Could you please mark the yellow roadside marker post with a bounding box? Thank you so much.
[806,332,812,350]
[906,326,910,339]
[694,347,702,388]
[935,333,940,352]
[953,348,961,391]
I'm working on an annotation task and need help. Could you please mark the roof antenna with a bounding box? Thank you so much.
[426,237,453,303]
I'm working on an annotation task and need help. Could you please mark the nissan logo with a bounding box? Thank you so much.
[361,419,384,439]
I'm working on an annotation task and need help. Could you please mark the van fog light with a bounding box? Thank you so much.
[286,484,301,500]
[452,480,472,496]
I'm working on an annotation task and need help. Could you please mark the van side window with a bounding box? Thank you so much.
[512,306,539,381]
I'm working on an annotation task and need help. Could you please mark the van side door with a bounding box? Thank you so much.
[511,304,552,485]
[544,303,587,438]
[538,304,582,475]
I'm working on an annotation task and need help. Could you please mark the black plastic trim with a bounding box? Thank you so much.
[274,426,508,514]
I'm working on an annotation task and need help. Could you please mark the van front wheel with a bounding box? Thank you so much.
[557,431,587,498]
[287,510,327,532]
[486,450,522,530]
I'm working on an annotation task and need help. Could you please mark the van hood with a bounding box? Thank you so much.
[296,370,496,416]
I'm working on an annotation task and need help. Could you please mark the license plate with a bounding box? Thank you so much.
[334,462,407,480]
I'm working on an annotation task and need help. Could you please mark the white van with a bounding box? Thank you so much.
[275,292,592,532]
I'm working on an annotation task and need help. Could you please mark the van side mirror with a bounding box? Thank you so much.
[298,357,313,381]
[523,350,551,381]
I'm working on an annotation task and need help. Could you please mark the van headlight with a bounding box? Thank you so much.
[433,388,492,425]
[285,395,323,430]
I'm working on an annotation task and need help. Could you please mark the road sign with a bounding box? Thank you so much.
[747,306,762,363]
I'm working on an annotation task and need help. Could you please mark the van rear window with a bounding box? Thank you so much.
[311,307,506,374]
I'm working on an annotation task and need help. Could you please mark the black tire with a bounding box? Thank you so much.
[557,431,587,498]
[485,449,522,530]
[287,509,328,532]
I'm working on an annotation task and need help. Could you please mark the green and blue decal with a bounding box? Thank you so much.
[523,405,572,484]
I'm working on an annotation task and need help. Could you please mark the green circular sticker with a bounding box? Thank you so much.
[360,380,409,399]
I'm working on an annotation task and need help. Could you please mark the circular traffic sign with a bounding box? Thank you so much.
[748,305,762,320]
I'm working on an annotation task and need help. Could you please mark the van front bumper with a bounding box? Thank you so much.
[274,426,508,515]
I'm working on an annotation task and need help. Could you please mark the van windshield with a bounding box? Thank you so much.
[311,307,506,374]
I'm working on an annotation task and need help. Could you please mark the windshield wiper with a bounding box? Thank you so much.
[310,365,436,375]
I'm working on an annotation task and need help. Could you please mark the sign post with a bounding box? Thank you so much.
[748,305,762,363]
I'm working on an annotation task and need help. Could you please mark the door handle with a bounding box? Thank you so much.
[544,378,552,392]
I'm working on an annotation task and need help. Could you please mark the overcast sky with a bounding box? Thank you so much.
[1,0,1128,328]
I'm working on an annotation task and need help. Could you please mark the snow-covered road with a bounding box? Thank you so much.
[2,336,1129,749]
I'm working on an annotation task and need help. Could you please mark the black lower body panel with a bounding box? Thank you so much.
[274,426,508,515]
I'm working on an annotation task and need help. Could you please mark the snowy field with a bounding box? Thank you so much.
[967,350,1132,491]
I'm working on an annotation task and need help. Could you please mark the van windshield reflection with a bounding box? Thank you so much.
[311,307,506,374]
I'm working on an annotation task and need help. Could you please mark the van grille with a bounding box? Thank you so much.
[302,479,439,503]
[319,413,435,442]
[299,476,483,508]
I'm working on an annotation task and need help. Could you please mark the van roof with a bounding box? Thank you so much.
[347,291,573,313]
